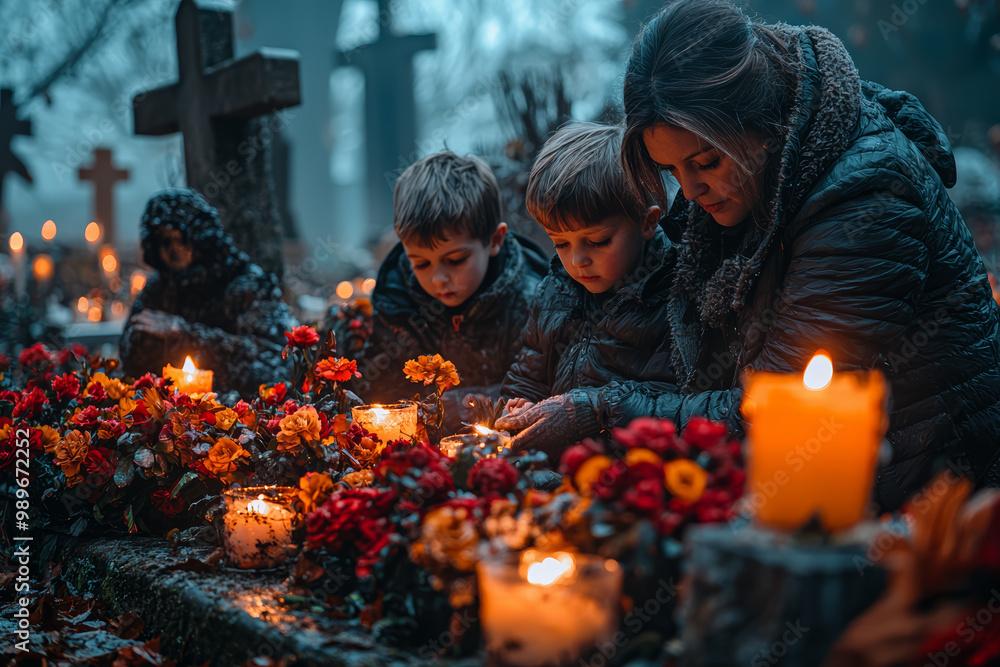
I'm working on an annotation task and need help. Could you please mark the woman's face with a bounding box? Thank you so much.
[642,124,758,227]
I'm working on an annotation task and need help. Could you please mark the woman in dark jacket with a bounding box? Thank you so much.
[497,0,1000,510]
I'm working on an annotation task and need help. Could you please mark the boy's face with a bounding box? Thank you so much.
[402,224,508,308]
[546,209,659,294]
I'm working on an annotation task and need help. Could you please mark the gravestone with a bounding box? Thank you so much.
[0,88,33,235]
[78,148,129,247]
[132,0,301,278]
[334,0,435,235]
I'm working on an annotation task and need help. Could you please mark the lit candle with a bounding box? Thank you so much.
[741,351,888,532]
[351,401,418,446]
[221,487,301,569]
[162,356,214,396]
[440,424,510,458]
[478,550,623,667]
[9,232,25,299]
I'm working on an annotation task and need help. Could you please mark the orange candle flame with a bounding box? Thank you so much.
[525,553,576,586]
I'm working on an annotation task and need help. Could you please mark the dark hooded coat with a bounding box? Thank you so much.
[502,228,677,403]
[354,234,548,428]
[603,24,1000,510]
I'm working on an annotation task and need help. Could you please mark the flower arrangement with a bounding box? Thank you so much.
[404,353,460,443]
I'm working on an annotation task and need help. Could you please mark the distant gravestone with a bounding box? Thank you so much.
[78,148,130,247]
[0,88,33,235]
[335,0,435,234]
[132,0,301,278]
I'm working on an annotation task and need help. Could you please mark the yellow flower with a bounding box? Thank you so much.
[664,459,708,503]
[37,426,60,454]
[355,298,373,317]
[276,405,321,452]
[55,430,90,481]
[119,395,137,417]
[341,470,375,488]
[298,472,335,513]
[410,505,479,572]
[214,407,239,431]
[573,455,613,497]
[203,437,249,476]
[404,354,460,393]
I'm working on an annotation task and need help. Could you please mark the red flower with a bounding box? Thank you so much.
[468,458,520,497]
[619,462,667,515]
[682,416,730,451]
[19,343,52,370]
[259,382,287,406]
[0,353,9,371]
[284,325,320,348]
[133,373,167,391]
[315,357,361,382]
[52,374,81,401]
[377,440,448,478]
[56,343,87,367]
[306,487,397,579]
[70,405,100,428]
[151,489,185,517]
[13,387,48,419]
[97,419,126,442]
[0,390,18,405]
[281,399,300,415]
[613,417,684,458]
[83,448,113,486]
[413,462,456,507]
[558,439,604,477]
[85,381,108,403]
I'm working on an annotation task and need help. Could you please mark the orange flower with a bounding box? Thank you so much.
[298,472,335,513]
[404,354,460,393]
[276,405,321,452]
[37,426,60,453]
[91,372,131,401]
[119,395,137,417]
[411,504,479,572]
[214,407,239,431]
[203,437,249,476]
[625,448,663,467]
[664,459,708,503]
[573,455,614,497]
[55,430,90,482]
[316,357,361,382]
[341,469,375,488]
[355,298,373,317]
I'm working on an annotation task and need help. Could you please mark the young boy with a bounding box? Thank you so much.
[500,122,678,445]
[351,151,548,429]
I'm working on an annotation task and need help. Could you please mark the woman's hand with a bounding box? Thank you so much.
[495,390,601,458]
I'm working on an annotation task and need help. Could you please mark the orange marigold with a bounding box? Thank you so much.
[404,354,460,393]
[37,426,60,453]
[664,459,708,503]
[316,357,362,382]
[55,430,90,482]
[276,405,321,452]
[298,472,336,513]
[203,437,249,476]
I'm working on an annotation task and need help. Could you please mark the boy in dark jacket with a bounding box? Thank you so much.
[352,151,548,429]
[501,123,677,440]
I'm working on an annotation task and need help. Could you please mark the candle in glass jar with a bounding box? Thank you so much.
[741,352,888,532]
[478,550,622,667]
[162,356,213,396]
[221,487,301,569]
[351,401,418,445]
[440,425,510,458]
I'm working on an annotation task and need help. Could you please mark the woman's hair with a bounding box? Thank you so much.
[526,122,650,232]
[621,0,797,216]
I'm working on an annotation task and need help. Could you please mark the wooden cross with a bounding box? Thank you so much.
[132,0,300,276]
[78,148,130,246]
[0,88,33,233]
[335,0,436,233]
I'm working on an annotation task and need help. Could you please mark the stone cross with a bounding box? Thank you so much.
[133,0,301,277]
[0,88,33,235]
[335,0,435,235]
[78,148,130,247]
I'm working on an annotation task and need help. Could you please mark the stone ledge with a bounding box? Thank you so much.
[61,536,454,667]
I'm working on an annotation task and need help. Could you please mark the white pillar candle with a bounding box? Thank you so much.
[221,487,301,569]
[351,401,418,446]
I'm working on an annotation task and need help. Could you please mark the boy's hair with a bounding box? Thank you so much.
[527,122,650,232]
[394,151,501,248]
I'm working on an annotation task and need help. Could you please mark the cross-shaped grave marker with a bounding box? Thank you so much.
[0,88,33,235]
[335,0,436,233]
[78,148,130,247]
[133,0,300,277]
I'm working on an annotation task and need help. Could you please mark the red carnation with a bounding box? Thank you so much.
[83,448,113,486]
[85,381,108,403]
[19,343,52,370]
[284,325,320,348]
[613,417,684,458]
[468,458,520,498]
[133,373,168,391]
[683,416,730,451]
[52,373,81,401]
[56,343,87,368]
[151,488,185,517]
[619,462,666,515]
[0,390,17,405]
[13,387,48,419]
[70,405,100,428]
[306,487,397,579]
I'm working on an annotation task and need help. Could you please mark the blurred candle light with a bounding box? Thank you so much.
[32,254,54,282]
[41,219,56,241]
[101,252,118,273]
[77,297,88,313]
[336,280,354,300]
[85,222,101,243]
[130,271,147,293]
[9,232,25,297]
[9,232,23,253]
[742,351,888,533]
[361,278,377,294]
[88,306,102,322]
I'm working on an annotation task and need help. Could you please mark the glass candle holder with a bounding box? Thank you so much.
[478,549,623,667]
[351,401,418,446]
[221,486,301,569]
[439,426,510,459]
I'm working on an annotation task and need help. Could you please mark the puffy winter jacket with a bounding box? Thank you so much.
[601,24,1000,510]
[502,228,678,403]
[354,234,548,429]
